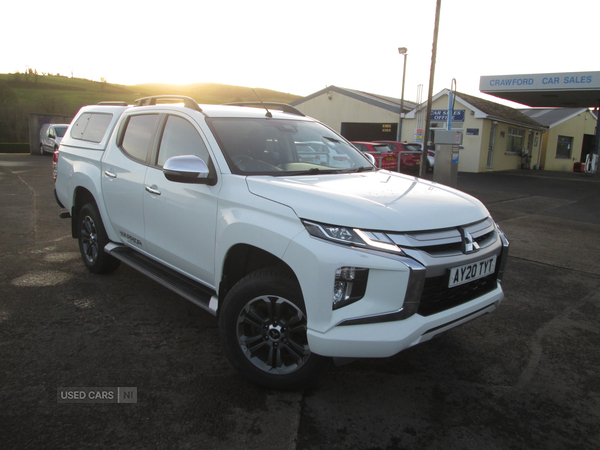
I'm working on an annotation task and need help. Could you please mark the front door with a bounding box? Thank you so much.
[487,124,497,169]
[142,114,219,287]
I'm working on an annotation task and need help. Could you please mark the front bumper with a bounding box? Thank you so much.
[285,221,508,359]
[307,284,503,358]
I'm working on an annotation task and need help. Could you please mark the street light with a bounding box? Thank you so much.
[397,47,408,142]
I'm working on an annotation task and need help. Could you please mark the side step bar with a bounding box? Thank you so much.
[105,243,218,316]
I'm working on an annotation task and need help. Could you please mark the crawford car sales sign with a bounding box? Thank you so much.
[480,71,600,92]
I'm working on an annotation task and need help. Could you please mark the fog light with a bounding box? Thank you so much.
[333,280,349,305]
[332,267,369,310]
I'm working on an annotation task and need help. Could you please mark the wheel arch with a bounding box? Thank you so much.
[218,244,300,313]
[71,187,97,238]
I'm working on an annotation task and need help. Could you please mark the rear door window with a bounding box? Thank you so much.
[120,114,160,163]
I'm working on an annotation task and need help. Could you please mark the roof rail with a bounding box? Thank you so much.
[98,101,128,106]
[225,102,305,117]
[135,95,202,112]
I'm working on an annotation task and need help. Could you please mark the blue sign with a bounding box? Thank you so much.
[430,110,465,122]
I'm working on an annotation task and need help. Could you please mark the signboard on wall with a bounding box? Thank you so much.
[430,110,465,122]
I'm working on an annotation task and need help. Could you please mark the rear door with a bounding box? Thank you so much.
[102,113,160,251]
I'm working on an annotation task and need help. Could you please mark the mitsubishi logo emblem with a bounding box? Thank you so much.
[460,229,480,254]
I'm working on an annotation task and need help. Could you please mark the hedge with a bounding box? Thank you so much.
[0,143,30,153]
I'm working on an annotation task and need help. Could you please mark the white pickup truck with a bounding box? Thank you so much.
[55,96,509,390]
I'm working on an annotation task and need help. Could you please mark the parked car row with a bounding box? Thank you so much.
[350,140,434,174]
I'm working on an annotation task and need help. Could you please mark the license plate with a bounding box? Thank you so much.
[448,256,497,288]
[386,157,395,161]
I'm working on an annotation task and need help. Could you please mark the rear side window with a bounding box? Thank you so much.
[70,113,113,143]
[156,115,211,167]
[120,114,160,163]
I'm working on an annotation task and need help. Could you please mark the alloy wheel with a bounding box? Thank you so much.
[80,215,98,264]
[236,295,310,374]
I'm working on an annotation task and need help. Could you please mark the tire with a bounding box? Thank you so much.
[218,268,330,390]
[40,144,45,156]
[78,203,121,274]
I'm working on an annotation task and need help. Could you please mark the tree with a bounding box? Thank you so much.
[24,66,34,82]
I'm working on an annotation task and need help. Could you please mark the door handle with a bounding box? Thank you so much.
[145,185,161,195]
[104,170,117,178]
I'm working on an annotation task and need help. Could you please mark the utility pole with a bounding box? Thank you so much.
[397,47,408,141]
[421,0,442,178]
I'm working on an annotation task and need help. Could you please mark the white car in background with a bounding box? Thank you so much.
[40,124,69,155]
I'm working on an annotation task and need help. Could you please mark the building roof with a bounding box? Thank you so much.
[406,89,548,131]
[291,85,417,114]
[518,108,596,128]
[454,91,546,130]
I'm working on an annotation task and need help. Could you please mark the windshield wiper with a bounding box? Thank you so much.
[345,166,376,173]
[283,168,342,176]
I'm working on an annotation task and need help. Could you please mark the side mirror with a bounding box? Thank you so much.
[163,155,215,185]
[364,152,376,166]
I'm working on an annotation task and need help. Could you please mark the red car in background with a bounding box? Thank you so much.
[351,141,399,171]
[375,141,423,174]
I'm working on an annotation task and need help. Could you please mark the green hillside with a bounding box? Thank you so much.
[0,72,302,143]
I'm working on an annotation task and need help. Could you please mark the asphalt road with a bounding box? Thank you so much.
[1,154,599,449]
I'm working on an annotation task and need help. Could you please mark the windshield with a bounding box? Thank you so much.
[404,144,422,152]
[54,126,68,138]
[372,144,391,153]
[207,118,375,175]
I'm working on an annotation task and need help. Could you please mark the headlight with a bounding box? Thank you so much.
[302,220,403,254]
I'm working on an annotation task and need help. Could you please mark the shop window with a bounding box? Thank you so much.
[506,127,525,155]
[555,136,573,159]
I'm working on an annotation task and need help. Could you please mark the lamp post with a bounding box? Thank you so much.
[397,47,408,142]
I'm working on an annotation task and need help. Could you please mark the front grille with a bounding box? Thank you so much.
[416,230,495,256]
[388,217,497,258]
[417,272,498,317]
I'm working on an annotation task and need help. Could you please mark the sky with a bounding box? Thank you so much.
[2,0,599,107]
